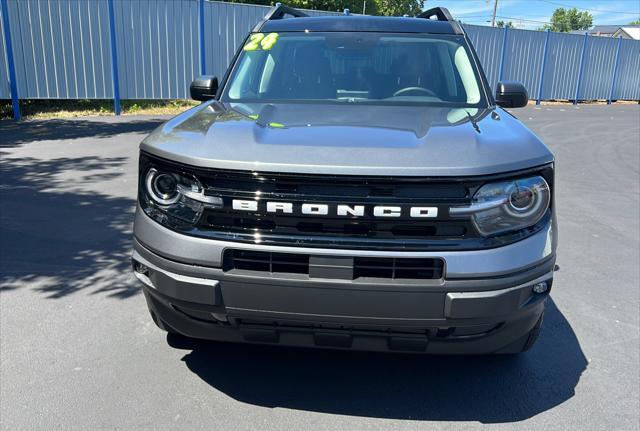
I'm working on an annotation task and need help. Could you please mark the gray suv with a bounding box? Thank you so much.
[132,6,556,354]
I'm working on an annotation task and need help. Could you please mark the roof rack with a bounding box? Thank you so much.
[417,7,463,35]
[417,7,454,22]
[253,3,308,31]
[265,3,308,20]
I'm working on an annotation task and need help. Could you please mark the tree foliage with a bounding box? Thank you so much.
[375,0,423,16]
[628,19,640,25]
[224,0,424,16]
[496,20,513,28]
[543,7,593,32]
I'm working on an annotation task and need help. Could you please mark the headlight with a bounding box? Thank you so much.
[450,176,550,236]
[146,169,180,205]
[142,168,222,225]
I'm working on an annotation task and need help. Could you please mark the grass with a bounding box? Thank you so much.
[0,99,199,120]
[527,99,638,106]
[1,98,637,120]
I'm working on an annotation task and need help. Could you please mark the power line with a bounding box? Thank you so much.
[535,0,640,16]
[495,14,553,24]
[459,10,640,26]
[458,14,554,24]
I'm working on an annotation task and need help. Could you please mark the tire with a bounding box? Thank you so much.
[144,294,201,349]
[520,312,544,352]
[496,312,544,354]
[166,331,200,350]
[148,308,173,332]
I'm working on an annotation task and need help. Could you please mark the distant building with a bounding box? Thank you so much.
[612,26,640,40]
[572,25,640,39]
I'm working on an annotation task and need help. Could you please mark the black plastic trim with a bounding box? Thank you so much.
[134,238,556,292]
[252,4,308,33]
[417,7,454,22]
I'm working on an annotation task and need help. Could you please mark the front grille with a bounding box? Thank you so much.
[354,257,444,280]
[223,250,444,280]
[224,250,309,274]
[197,167,476,250]
[201,214,469,238]
[142,153,553,251]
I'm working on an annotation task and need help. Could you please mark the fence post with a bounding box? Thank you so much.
[199,0,206,75]
[573,31,589,105]
[607,36,623,105]
[498,26,508,82]
[1,0,20,121]
[536,29,551,105]
[107,0,121,115]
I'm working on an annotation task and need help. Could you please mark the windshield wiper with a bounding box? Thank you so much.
[465,109,481,134]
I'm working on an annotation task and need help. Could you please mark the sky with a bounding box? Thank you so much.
[429,0,640,29]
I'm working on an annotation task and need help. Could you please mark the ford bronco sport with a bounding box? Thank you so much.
[132,6,556,354]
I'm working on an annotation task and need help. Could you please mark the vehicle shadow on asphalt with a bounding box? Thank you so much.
[178,299,586,423]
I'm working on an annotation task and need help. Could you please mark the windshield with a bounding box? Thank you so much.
[222,32,487,107]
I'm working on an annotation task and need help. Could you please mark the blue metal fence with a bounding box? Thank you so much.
[445,24,640,105]
[0,0,638,119]
[616,38,640,100]
[113,0,198,101]
[0,3,9,100]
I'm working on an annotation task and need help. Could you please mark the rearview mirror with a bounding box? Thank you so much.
[495,81,528,108]
[190,76,219,101]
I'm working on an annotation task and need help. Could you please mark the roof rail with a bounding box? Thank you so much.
[417,6,464,35]
[252,3,308,32]
[417,7,454,22]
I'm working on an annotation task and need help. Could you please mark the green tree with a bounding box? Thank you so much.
[628,19,640,25]
[224,0,425,16]
[496,20,514,28]
[375,0,423,16]
[543,7,593,32]
[287,0,378,13]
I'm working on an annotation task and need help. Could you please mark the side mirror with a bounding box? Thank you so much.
[495,81,528,108]
[190,76,219,101]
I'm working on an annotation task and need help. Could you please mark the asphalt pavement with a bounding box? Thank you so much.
[1,104,639,430]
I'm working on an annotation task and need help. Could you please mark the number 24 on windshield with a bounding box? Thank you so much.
[243,33,279,51]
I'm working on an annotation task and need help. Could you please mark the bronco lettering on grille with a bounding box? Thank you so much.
[231,200,438,218]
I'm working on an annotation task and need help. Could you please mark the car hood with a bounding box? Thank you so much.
[141,101,553,176]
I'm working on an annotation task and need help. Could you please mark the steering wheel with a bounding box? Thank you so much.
[392,87,437,97]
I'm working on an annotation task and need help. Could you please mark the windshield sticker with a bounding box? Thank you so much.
[260,33,279,50]
[243,33,279,51]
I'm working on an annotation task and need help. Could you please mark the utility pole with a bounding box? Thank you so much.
[491,0,498,27]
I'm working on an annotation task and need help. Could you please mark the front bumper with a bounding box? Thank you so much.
[133,208,556,354]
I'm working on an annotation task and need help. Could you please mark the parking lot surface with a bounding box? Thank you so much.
[1,105,639,430]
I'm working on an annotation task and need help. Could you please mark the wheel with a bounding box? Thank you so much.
[520,312,544,352]
[143,292,201,348]
[166,331,200,350]
[496,312,544,354]
[148,307,172,332]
